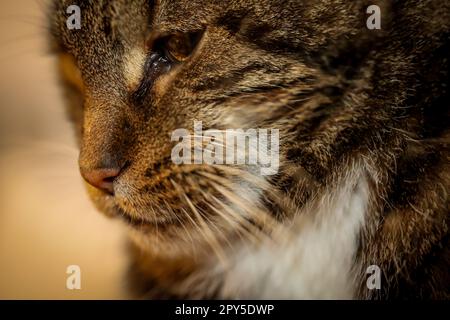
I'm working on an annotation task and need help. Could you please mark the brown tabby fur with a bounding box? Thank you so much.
[49,0,449,299]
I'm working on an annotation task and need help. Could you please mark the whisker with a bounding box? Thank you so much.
[207,166,298,215]
[163,200,197,255]
[206,194,265,246]
[209,180,273,229]
[0,33,47,49]
[170,179,229,267]
[2,139,78,157]
[195,203,234,251]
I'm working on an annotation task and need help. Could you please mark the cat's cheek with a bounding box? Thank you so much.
[123,47,148,91]
[152,71,178,102]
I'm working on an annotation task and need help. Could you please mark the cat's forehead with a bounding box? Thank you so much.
[50,0,149,50]
[50,0,372,52]
[50,0,296,38]
[50,0,224,43]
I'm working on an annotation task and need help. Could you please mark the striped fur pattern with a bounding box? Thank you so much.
[49,0,449,299]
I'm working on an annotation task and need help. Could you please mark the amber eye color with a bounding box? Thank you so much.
[163,32,198,63]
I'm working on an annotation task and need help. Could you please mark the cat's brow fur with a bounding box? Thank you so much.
[49,0,449,299]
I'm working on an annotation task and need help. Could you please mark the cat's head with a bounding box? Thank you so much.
[49,0,447,259]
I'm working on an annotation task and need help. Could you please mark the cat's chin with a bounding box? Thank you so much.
[126,214,241,261]
[84,180,177,225]
[113,204,183,230]
[85,186,241,258]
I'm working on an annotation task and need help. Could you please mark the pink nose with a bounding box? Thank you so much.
[80,167,121,195]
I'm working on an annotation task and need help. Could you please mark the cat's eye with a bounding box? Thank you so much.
[160,32,201,63]
[163,33,192,62]
[133,31,202,101]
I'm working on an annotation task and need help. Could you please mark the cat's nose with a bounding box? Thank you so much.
[80,167,121,195]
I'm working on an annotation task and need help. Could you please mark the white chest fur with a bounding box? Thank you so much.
[218,169,370,299]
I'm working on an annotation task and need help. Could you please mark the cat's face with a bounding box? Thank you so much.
[50,0,390,258]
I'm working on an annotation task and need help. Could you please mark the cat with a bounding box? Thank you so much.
[49,0,449,299]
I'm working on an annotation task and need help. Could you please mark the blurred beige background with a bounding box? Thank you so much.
[0,0,128,299]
